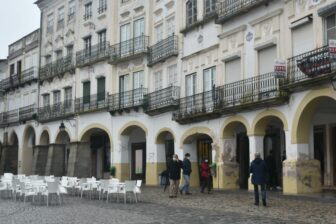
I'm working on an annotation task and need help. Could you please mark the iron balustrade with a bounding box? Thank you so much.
[20,67,38,84]
[75,93,108,114]
[216,0,269,23]
[0,109,20,125]
[108,87,148,112]
[38,100,74,122]
[98,4,107,14]
[145,86,180,113]
[1,74,20,90]
[76,42,110,67]
[217,72,283,110]
[287,46,334,84]
[19,104,36,121]
[84,13,92,21]
[39,55,74,81]
[110,35,149,63]
[173,89,219,121]
[148,35,178,66]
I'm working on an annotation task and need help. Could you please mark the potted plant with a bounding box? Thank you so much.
[210,162,217,177]
[109,166,116,178]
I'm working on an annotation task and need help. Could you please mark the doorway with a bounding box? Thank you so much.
[236,133,249,189]
[314,126,326,185]
[197,138,212,186]
[330,126,336,186]
[90,133,110,179]
[131,143,146,182]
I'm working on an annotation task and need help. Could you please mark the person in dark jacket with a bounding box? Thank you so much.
[168,154,183,198]
[179,153,192,195]
[265,150,277,190]
[249,152,267,206]
[200,158,211,193]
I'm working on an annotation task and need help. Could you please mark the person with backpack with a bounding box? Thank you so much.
[179,153,192,195]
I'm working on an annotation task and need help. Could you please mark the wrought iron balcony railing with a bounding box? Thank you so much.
[287,46,335,88]
[148,35,178,66]
[144,86,180,115]
[75,93,108,114]
[38,100,74,123]
[216,0,269,23]
[109,35,149,64]
[1,74,20,91]
[84,13,92,21]
[0,109,20,127]
[20,67,38,84]
[19,104,37,122]
[98,4,107,14]
[217,72,286,113]
[39,55,75,81]
[76,42,110,67]
[108,87,148,113]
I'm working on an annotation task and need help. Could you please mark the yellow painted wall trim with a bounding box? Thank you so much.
[119,121,148,136]
[251,109,288,136]
[221,115,252,138]
[291,88,336,144]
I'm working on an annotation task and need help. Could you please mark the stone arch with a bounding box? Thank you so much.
[79,123,113,145]
[180,126,216,148]
[39,129,50,146]
[55,128,72,144]
[119,121,148,136]
[292,88,336,144]
[8,130,19,146]
[155,128,176,144]
[222,115,251,138]
[251,109,288,136]
[22,125,36,146]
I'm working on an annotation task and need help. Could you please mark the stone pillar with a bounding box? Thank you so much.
[212,138,240,190]
[67,142,91,178]
[146,142,166,186]
[32,145,49,175]
[182,142,200,187]
[283,141,322,194]
[45,144,66,177]
[0,145,18,175]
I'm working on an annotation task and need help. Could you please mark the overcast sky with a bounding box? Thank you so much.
[0,0,40,59]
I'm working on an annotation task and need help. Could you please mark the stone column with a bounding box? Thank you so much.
[283,131,322,194]
[32,145,49,175]
[67,142,91,178]
[146,141,166,186]
[45,144,66,177]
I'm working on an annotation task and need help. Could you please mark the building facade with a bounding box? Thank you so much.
[1,0,336,194]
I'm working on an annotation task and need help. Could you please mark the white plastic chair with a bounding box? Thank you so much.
[134,180,142,202]
[119,181,137,204]
[106,179,119,203]
[42,181,61,206]
[98,180,109,200]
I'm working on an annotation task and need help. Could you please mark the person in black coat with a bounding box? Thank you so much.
[249,152,267,206]
[168,154,183,198]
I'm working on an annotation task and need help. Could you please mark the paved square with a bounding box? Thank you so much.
[0,187,335,224]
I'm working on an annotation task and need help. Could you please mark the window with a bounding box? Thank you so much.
[98,30,107,51]
[225,58,241,84]
[134,18,145,51]
[203,67,216,92]
[326,14,336,43]
[98,0,107,13]
[47,14,54,34]
[153,70,163,91]
[84,36,92,56]
[17,61,22,75]
[186,0,197,27]
[166,17,175,37]
[66,45,73,57]
[53,91,61,105]
[10,64,15,75]
[84,2,92,20]
[185,73,196,96]
[155,24,163,43]
[119,74,129,92]
[120,23,131,56]
[45,55,52,65]
[167,64,178,86]
[133,71,144,89]
[55,50,63,60]
[57,7,65,29]
[204,0,216,16]
[43,94,50,107]
[68,0,76,21]
[64,87,72,102]
[258,46,277,75]
[83,81,91,104]
[97,77,106,101]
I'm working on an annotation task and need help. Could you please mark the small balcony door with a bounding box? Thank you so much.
[185,73,196,112]
[119,74,130,107]
[120,23,131,57]
[203,67,216,112]
[83,81,91,110]
[97,77,106,108]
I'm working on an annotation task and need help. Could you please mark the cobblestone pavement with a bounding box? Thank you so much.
[0,187,335,224]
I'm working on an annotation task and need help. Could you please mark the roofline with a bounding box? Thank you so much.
[8,28,40,47]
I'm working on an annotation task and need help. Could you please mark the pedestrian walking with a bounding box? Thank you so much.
[249,152,267,206]
[200,158,211,194]
[168,154,183,198]
[265,150,277,190]
[179,153,192,195]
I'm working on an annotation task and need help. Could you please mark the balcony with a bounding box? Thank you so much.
[1,74,20,91]
[216,0,270,24]
[38,100,74,123]
[98,4,107,14]
[108,87,148,114]
[147,35,178,67]
[84,13,92,21]
[20,67,38,85]
[109,35,149,64]
[0,109,19,127]
[286,46,335,91]
[39,56,75,82]
[173,73,287,124]
[144,86,180,116]
[75,93,108,114]
[76,43,110,67]
[19,104,37,122]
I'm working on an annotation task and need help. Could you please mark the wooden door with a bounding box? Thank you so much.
[314,126,326,185]
[236,133,249,189]
[197,139,212,186]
